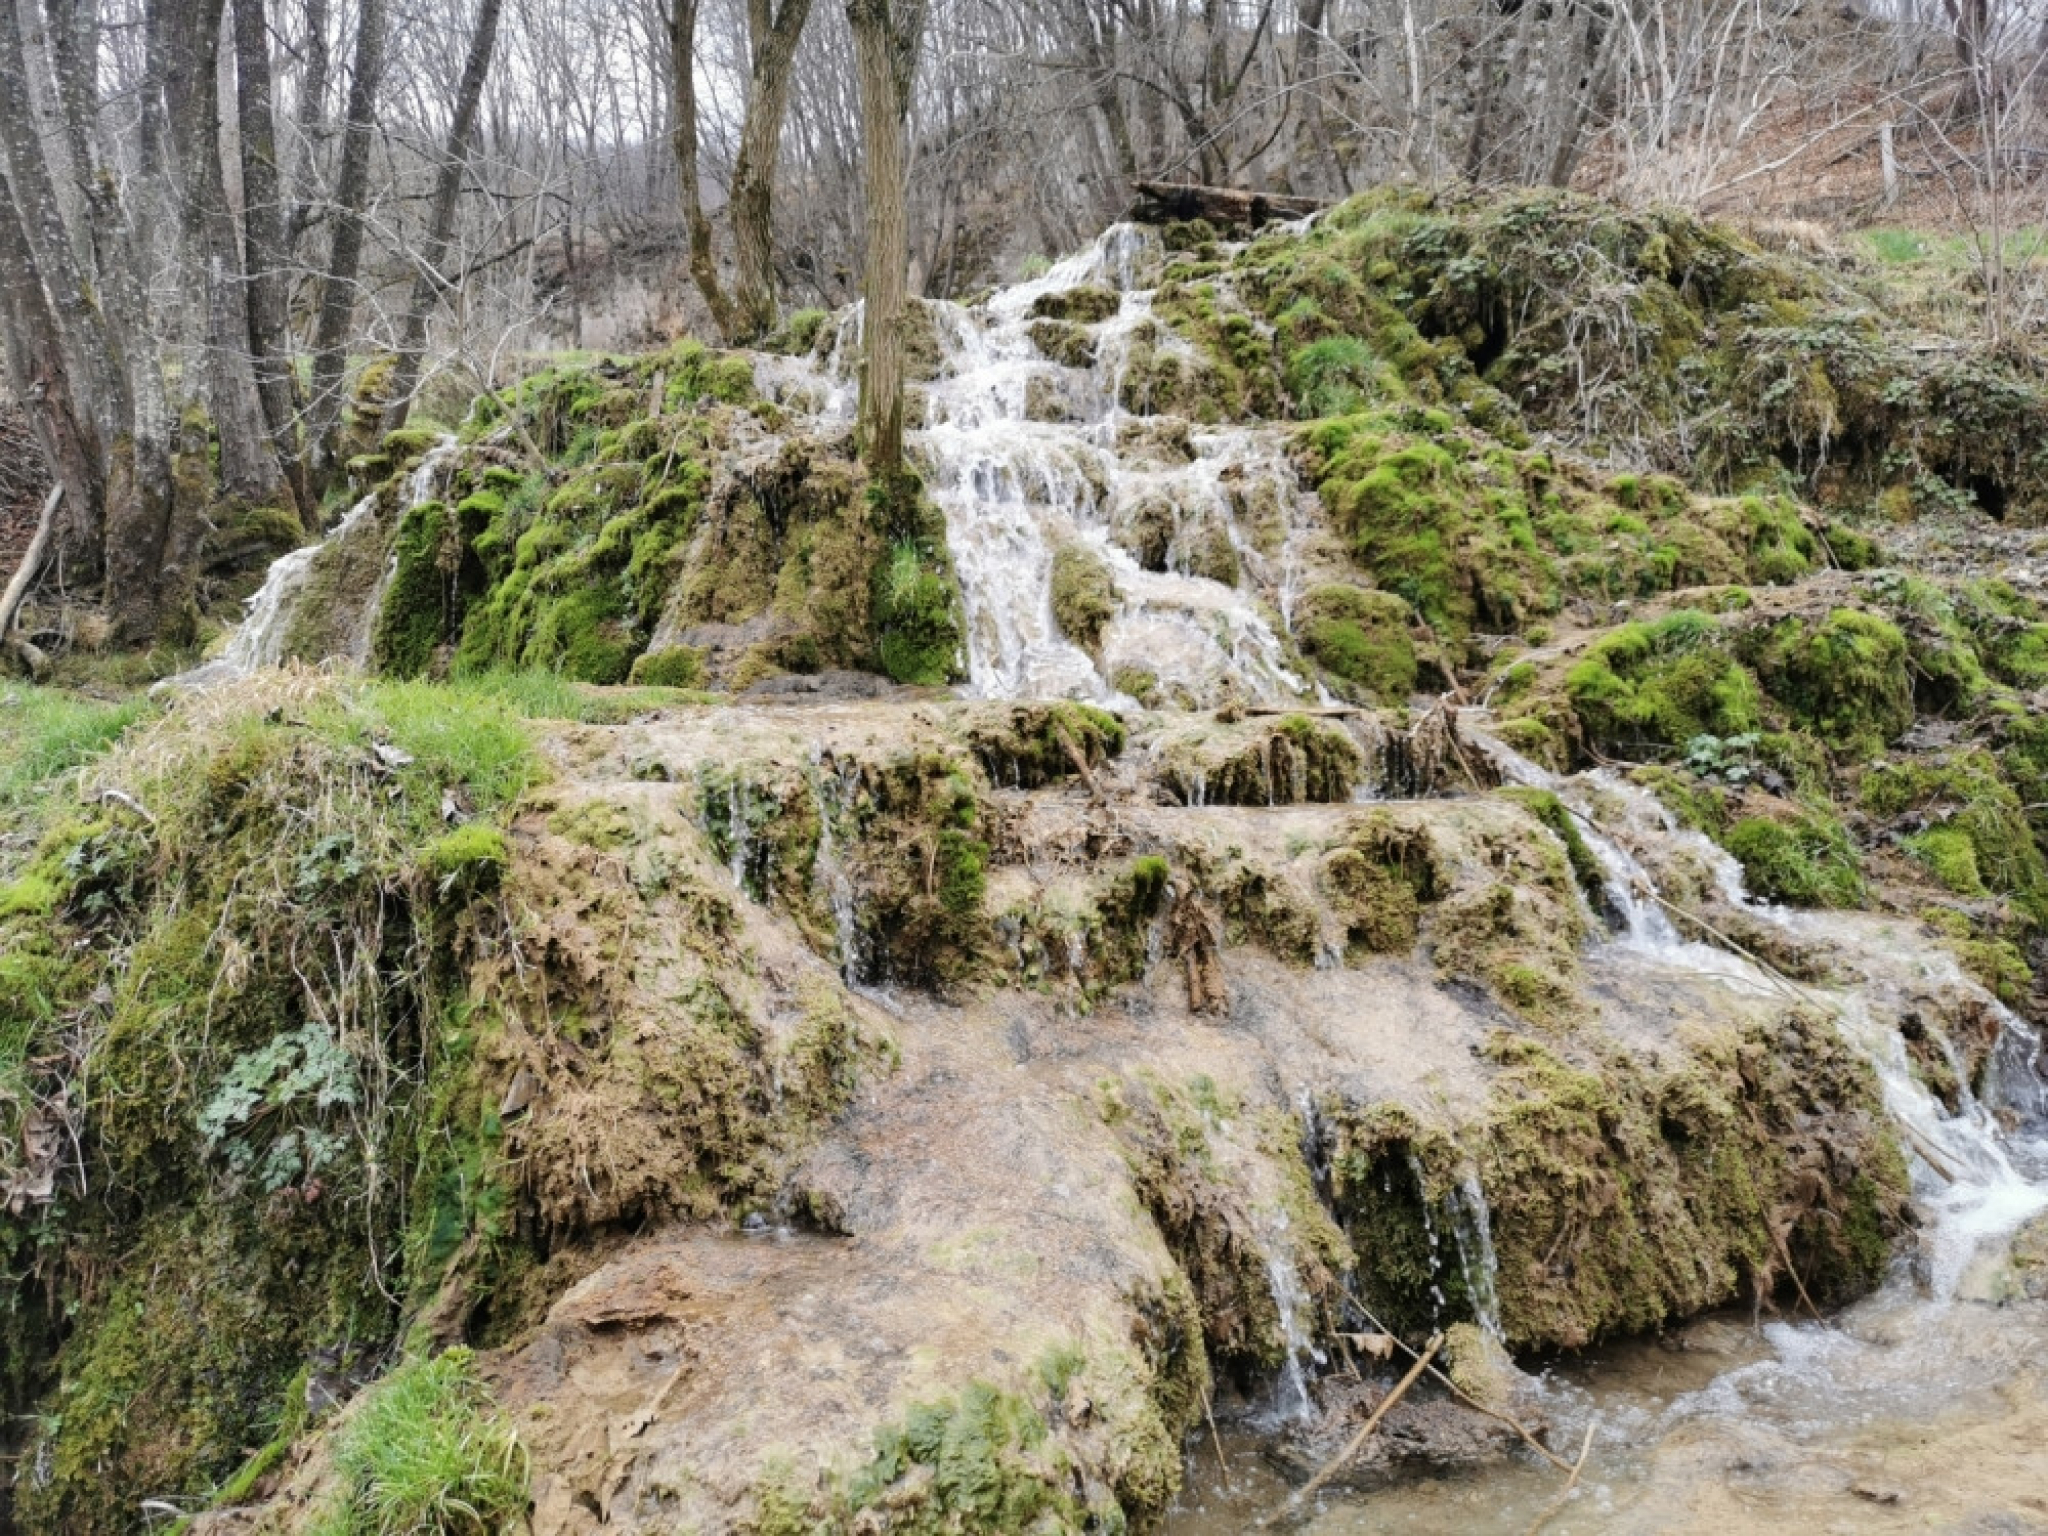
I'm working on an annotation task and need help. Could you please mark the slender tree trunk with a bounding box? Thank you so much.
[671,0,740,341]
[234,0,309,518]
[729,0,812,341]
[287,0,328,248]
[0,168,102,563]
[0,0,130,447]
[158,0,282,505]
[307,0,387,486]
[847,0,923,482]
[380,0,504,438]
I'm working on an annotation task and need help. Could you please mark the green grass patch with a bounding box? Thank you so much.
[312,1348,527,1535]
[0,686,150,812]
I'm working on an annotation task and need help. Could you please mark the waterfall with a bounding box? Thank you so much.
[811,748,867,986]
[1471,719,2048,1303]
[759,224,1320,707]
[165,434,460,689]
[1447,1167,1506,1342]
[1254,1210,1323,1423]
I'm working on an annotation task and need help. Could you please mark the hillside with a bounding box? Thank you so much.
[3,187,2047,1533]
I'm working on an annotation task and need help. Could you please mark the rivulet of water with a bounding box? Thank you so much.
[163,434,460,688]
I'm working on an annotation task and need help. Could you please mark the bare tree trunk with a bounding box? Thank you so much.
[0,168,102,564]
[380,0,504,438]
[287,0,328,248]
[157,0,282,505]
[730,0,813,341]
[0,0,130,450]
[307,0,387,487]
[847,0,924,483]
[234,0,309,519]
[671,0,740,340]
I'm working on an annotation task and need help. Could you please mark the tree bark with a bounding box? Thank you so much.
[847,0,924,483]
[380,0,504,439]
[157,0,283,506]
[0,0,130,449]
[234,0,310,518]
[287,0,328,248]
[0,168,102,564]
[307,0,387,486]
[729,0,812,341]
[671,0,740,341]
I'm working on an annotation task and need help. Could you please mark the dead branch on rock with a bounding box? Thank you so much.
[1284,1330,1443,1513]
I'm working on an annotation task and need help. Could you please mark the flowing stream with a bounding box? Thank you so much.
[166,434,459,688]
[759,226,1320,706]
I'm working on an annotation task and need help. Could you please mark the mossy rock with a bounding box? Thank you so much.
[1860,748,2048,917]
[1325,1006,1907,1349]
[1723,812,1864,908]
[1158,715,1362,806]
[1029,285,1121,325]
[629,645,707,688]
[1049,543,1120,655]
[1565,611,1759,762]
[1297,584,1418,701]
[1746,608,1913,758]
[1028,319,1097,369]
[965,702,1126,790]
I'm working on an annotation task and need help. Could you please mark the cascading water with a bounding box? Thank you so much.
[1475,720,2048,1296]
[810,748,867,987]
[165,433,460,688]
[1256,1211,1323,1423]
[759,226,1322,706]
[1447,1167,1506,1342]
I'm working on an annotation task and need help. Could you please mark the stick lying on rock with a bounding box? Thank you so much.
[1282,1330,1444,1515]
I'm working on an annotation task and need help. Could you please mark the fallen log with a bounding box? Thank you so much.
[1130,179,1328,229]
[0,483,59,640]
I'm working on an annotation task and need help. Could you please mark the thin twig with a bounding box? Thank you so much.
[1285,1331,1443,1513]
[1203,1388,1230,1487]
[1526,1420,1597,1536]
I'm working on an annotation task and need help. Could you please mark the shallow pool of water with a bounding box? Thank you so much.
[1170,1285,2048,1534]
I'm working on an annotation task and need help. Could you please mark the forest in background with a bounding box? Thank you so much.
[3,0,2048,647]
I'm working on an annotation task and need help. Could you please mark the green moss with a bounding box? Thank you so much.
[966,702,1127,789]
[1029,285,1122,325]
[1296,583,1418,700]
[1049,543,1120,654]
[766,307,830,356]
[0,873,60,917]
[1565,611,1759,760]
[1159,716,1361,806]
[1324,1001,1906,1353]
[1027,319,1097,369]
[372,499,452,676]
[1724,813,1865,907]
[844,1381,1094,1531]
[1499,787,1604,901]
[421,824,511,887]
[627,645,706,688]
[1747,608,1913,757]
[874,536,965,686]
[1860,749,2048,916]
